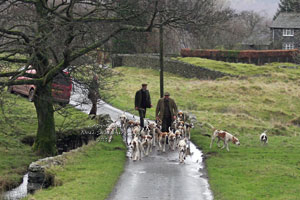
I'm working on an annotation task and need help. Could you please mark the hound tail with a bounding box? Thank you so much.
[198,122,215,138]
[203,122,215,131]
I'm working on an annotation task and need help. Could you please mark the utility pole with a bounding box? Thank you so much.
[159,17,164,98]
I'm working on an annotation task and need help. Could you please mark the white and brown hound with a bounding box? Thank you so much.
[185,123,194,140]
[130,135,142,161]
[177,111,186,122]
[147,121,157,147]
[106,122,118,143]
[175,129,182,147]
[210,130,240,151]
[141,128,153,156]
[119,113,128,134]
[178,137,188,163]
[157,129,168,152]
[168,127,176,151]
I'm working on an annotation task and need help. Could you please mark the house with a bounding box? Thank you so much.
[270,13,300,49]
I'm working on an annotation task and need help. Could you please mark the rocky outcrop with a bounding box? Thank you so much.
[27,162,52,193]
[28,152,72,193]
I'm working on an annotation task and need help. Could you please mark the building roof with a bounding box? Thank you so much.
[241,32,271,46]
[271,13,300,29]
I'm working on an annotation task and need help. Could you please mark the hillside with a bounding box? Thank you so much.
[105,62,300,200]
[176,57,300,79]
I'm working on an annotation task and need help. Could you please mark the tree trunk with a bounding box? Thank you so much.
[33,83,57,156]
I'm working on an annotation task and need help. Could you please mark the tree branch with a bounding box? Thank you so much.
[0,28,30,43]
[0,71,38,78]
[0,57,28,63]
[0,78,42,86]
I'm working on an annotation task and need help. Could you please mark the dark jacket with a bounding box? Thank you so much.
[156,97,178,121]
[88,75,99,101]
[135,89,151,109]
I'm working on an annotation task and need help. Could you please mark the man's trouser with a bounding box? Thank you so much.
[88,94,98,115]
[162,116,172,144]
[138,108,146,127]
[89,103,97,115]
[162,116,172,132]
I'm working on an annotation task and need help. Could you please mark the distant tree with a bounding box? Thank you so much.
[111,0,234,55]
[184,0,234,49]
[193,10,271,50]
[274,0,300,19]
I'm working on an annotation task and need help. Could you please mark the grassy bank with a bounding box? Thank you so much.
[176,57,300,79]
[25,136,126,200]
[0,92,94,193]
[192,130,300,200]
[104,65,300,200]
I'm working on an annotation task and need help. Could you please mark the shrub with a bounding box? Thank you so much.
[180,49,299,64]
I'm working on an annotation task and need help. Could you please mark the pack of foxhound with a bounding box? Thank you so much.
[105,111,268,164]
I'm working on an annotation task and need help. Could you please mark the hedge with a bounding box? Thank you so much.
[180,48,300,64]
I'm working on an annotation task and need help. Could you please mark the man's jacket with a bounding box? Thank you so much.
[156,98,178,121]
[135,89,151,109]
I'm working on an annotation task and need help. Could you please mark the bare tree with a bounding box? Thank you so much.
[0,0,229,155]
[0,0,158,156]
[191,10,271,50]
[181,0,234,49]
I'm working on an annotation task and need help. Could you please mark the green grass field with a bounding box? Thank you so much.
[25,136,126,200]
[104,61,300,200]
[0,92,94,193]
[192,131,300,200]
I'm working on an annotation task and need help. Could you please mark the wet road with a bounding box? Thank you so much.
[70,83,213,200]
[107,143,212,200]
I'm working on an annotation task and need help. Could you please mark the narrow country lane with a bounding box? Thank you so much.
[70,83,213,200]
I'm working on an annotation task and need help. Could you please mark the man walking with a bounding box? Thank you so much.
[88,75,99,118]
[156,92,178,132]
[135,83,152,127]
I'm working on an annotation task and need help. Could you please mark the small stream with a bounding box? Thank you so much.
[2,174,28,200]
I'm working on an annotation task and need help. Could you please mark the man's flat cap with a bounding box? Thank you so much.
[164,92,170,96]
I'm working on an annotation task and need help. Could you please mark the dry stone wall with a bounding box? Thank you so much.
[111,54,232,80]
